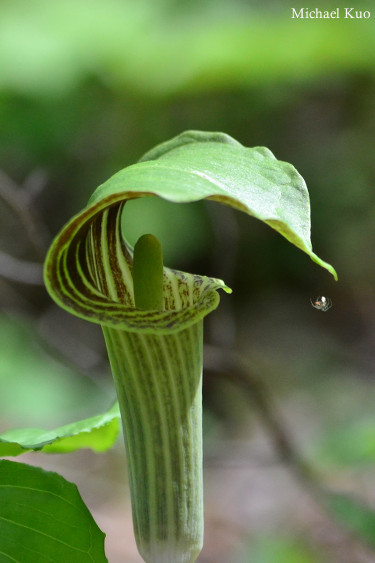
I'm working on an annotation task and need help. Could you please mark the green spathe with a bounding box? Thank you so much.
[103,324,204,562]
[43,130,337,563]
[90,130,337,280]
[44,130,336,331]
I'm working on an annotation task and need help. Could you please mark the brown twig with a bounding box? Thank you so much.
[204,344,316,486]
[0,250,44,285]
[0,169,49,260]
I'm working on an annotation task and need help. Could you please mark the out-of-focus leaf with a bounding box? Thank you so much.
[0,460,107,562]
[0,0,374,98]
[0,315,109,425]
[328,493,375,548]
[315,420,375,467]
[242,535,320,563]
[0,402,120,456]
[121,197,210,265]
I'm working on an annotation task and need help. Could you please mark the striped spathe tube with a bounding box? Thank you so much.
[44,193,230,563]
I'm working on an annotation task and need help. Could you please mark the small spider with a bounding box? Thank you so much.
[310,296,332,312]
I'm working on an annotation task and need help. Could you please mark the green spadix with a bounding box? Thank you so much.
[133,234,164,312]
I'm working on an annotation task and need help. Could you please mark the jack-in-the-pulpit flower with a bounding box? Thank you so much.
[44,131,337,563]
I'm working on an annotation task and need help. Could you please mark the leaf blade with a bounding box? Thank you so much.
[0,460,107,562]
[0,403,120,456]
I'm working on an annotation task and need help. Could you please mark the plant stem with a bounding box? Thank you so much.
[103,322,204,563]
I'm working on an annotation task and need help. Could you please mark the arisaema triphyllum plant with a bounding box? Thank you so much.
[0,131,337,563]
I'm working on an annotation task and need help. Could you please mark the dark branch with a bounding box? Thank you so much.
[0,250,44,285]
[0,169,49,259]
[204,344,315,484]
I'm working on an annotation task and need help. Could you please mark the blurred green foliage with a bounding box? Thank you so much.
[328,493,375,549]
[1,0,375,99]
[121,198,211,265]
[1,0,375,560]
[316,419,375,467]
[240,536,321,563]
[0,316,112,426]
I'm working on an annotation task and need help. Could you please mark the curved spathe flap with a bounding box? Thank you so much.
[44,130,337,332]
[87,131,337,280]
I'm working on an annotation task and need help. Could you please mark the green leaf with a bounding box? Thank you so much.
[0,460,107,562]
[0,402,120,456]
[328,493,375,548]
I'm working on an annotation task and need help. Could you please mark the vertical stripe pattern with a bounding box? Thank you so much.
[104,325,203,562]
[44,198,230,332]
[45,197,229,561]
[86,203,204,561]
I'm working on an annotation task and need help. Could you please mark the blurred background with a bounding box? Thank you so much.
[1,0,375,561]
